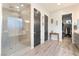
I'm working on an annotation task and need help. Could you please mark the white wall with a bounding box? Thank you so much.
[31,3,50,48]
[48,4,79,42]
[31,4,79,48]
[0,4,2,56]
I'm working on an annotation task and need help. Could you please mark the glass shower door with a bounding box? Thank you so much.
[7,16,23,55]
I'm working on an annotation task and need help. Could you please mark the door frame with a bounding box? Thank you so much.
[62,13,72,41]
[34,8,41,47]
[44,14,48,41]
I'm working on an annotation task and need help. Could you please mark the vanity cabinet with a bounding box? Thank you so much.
[74,32,79,48]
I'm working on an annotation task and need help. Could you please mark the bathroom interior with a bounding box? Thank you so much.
[1,3,31,56]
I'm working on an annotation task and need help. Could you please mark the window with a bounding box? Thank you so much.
[8,16,23,35]
[8,16,23,30]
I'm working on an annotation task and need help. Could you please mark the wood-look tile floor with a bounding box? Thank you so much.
[11,37,79,56]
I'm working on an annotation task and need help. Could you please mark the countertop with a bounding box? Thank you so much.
[74,30,79,34]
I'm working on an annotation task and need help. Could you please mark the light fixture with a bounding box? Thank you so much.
[16,6,19,9]
[15,6,20,11]
[57,3,61,5]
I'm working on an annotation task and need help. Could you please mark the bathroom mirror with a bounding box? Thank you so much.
[74,22,77,30]
[77,19,79,29]
[51,19,53,24]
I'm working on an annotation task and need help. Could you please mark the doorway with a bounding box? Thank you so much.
[44,15,48,41]
[62,13,72,39]
[34,8,41,47]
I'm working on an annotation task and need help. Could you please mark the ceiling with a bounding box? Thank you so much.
[2,3,79,13]
[2,3,30,12]
[39,3,79,12]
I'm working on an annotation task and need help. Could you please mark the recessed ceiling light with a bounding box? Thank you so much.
[16,6,19,9]
[57,3,61,5]
[21,4,24,7]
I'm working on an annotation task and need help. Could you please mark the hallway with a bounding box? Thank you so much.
[11,38,79,56]
[1,3,79,56]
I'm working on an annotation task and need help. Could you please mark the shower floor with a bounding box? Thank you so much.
[2,38,30,56]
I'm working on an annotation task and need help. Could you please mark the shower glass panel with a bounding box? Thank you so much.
[2,16,24,56]
[2,3,31,56]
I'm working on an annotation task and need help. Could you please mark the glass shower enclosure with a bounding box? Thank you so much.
[1,3,31,56]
